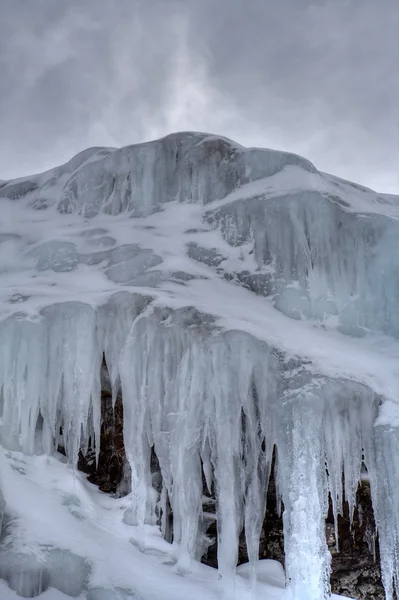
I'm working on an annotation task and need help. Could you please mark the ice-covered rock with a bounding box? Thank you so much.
[1,132,398,336]
[0,535,90,598]
[205,188,399,337]
[1,555,49,597]
[0,131,398,599]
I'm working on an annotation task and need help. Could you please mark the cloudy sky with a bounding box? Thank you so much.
[0,0,398,192]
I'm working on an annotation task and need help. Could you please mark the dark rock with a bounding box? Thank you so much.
[78,361,125,494]
[327,481,385,599]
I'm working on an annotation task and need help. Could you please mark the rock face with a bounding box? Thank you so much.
[328,483,384,600]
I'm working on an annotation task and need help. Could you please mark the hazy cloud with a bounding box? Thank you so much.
[0,0,398,192]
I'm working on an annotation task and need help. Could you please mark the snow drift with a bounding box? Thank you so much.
[0,131,398,599]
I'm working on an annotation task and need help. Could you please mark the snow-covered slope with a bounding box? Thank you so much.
[0,132,398,599]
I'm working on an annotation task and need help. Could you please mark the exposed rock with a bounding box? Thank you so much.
[78,362,125,494]
[327,482,385,600]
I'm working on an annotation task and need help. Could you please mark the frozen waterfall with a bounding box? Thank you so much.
[0,131,399,600]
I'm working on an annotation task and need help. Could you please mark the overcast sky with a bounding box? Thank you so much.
[0,0,398,192]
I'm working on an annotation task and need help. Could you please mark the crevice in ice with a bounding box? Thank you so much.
[78,357,126,494]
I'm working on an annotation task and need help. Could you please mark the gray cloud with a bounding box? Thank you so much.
[0,0,398,192]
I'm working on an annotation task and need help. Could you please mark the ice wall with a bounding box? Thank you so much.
[0,296,392,599]
[370,422,399,600]
[1,131,398,599]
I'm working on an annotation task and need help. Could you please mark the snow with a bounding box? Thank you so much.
[1,131,398,599]
[0,449,352,600]
[236,559,285,588]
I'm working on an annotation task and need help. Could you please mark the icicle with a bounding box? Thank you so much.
[0,284,393,600]
[278,386,331,600]
[159,485,170,541]
[44,303,101,467]
[323,382,377,555]
[120,312,154,532]
[0,317,44,454]
[206,332,266,586]
[200,437,213,495]
[97,292,150,408]
[169,342,205,567]
[370,410,399,600]
[242,370,274,588]
[0,302,102,467]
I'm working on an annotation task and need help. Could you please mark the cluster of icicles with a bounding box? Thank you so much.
[0,291,398,600]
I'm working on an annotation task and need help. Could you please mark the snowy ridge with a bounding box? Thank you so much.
[0,132,399,599]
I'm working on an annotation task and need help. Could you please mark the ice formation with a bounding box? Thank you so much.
[0,131,399,599]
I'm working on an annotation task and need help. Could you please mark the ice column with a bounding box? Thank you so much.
[371,420,399,600]
[278,386,331,600]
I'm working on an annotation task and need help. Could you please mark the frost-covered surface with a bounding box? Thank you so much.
[0,131,398,599]
[0,450,353,600]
